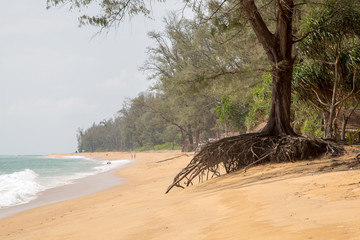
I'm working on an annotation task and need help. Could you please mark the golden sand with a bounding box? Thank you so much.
[1,148,360,240]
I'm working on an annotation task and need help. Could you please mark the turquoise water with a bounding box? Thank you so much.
[0,155,131,208]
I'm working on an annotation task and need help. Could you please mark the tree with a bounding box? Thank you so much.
[238,0,295,135]
[166,0,343,192]
[216,95,231,136]
[142,14,252,146]
[46,0,292,134]
[294,0,360,138]
[47,0,345,192]
[76,128,84,152]
[245,72,272,132]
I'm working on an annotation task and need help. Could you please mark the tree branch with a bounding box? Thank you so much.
[334,71,358,107]
[241,0,276,62]
[312,88,330,107]
[292,10,337,43]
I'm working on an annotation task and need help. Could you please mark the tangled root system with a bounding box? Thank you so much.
[166,133,344,193]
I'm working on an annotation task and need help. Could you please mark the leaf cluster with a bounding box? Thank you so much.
[47,0,157,28]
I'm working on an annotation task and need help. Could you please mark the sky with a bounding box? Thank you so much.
[0,0,188,155]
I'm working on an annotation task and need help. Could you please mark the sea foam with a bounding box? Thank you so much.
[0,169,45,208]
[94,160,133,173]
[52,159,132,186]
[0,158,132,209]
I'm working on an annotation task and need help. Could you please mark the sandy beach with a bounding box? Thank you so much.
[1,148,360,240]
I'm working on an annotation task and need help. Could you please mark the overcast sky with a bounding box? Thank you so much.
[0,0,187,155]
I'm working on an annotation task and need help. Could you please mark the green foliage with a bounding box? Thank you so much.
[297,0,360,76]
[347,128,360,146]
[134,145,154,152]
[293,61,333,111]
[216,95,231,126]
[292,63,329,138]
[133,142,181,152]
[346,132,352,145]
[294,0,360,138]
[227,103,249,133]
[245,72,272,131]
[47,0,152,28]
[154,142,181,151]
[299,114,324,138]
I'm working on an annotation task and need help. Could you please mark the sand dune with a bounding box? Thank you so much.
[1,147,360,240]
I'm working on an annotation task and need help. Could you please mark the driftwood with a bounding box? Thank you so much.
[166,134,344,193]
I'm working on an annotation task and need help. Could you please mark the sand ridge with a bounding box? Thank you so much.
[1,148,360,239]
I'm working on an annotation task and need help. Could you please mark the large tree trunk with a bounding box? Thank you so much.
[242,0,296,136]
[261,62,296,135]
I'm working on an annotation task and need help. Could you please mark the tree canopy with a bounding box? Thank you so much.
[294,0,360,138]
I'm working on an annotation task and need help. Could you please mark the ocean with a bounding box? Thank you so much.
[0,155,131,209]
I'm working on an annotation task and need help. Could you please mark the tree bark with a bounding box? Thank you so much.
[187,124,194,145]
[242,0,296,136]
[340,100,360,141]
[327,105,336,138]
[340,113,348,141]
[180,129,186,146]
[261,62,296,135]
[195,124,200,145]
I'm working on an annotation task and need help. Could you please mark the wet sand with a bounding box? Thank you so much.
[0,161,131,219]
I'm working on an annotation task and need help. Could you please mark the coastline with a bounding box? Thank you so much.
[0,162,130,219]
[1,149,360,239]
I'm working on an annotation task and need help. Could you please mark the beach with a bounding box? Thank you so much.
[1,148,360,239]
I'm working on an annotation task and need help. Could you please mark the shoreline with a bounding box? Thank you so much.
[0,157,132,219]
[1,149,360,239]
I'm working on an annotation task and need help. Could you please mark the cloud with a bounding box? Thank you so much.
[6,97,100,118]
[0,18,73,37]
[6,104,27,116]
[57,97,100,114]
[2,47,94,73]
[93,76,128,90]
[92,70,151,94]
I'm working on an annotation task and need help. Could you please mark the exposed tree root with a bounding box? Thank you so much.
[166,133,344,193]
